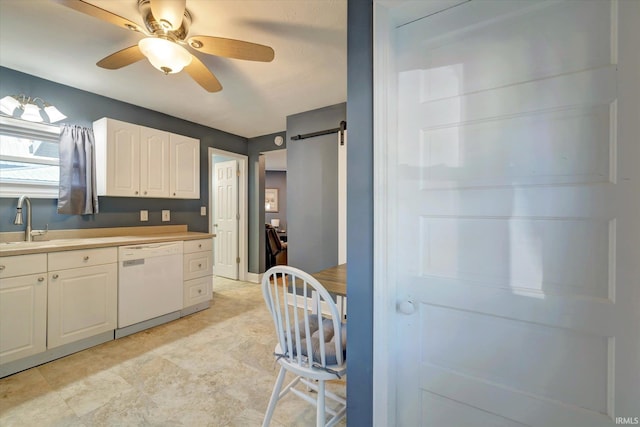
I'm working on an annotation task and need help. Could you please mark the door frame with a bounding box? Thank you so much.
[372,2,476,425]
[372,3,395,426]
[208,147,248,282]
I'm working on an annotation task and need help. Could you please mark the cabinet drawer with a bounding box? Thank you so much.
[183,251,213,280]
[184,238,212,254]
[48,247,118,271]
[183,276,212,308]
[0,254,47,279]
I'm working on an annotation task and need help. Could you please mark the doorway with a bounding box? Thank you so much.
[262,149,288,269]
[208,148,248,281]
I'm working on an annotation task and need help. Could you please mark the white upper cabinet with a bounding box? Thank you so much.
[140,126,171,198]
[94,117,200,199]
[95,118,139,197]
[170,133,200,199]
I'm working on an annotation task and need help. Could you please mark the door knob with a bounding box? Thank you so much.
[397,298,416,315]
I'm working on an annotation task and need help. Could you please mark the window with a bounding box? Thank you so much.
[0,116,61,197]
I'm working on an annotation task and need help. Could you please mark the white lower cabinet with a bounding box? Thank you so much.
[0,236,214,374]
[47,248,118,349]
[183,239,213,309]
[184,276,212,308]
[0,254,47,364]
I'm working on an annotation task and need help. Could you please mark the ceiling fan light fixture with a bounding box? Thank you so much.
[138,37,192,75]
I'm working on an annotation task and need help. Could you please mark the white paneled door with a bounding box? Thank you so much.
[378,1,640,426]
[214,160,238,280]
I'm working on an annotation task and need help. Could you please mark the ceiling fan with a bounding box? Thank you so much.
[53,0,275,92]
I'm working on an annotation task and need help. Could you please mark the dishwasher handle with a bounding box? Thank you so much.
[126,242,180,250]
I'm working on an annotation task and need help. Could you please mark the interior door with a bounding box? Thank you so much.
[214,159,238,280]
[389,1,639,426]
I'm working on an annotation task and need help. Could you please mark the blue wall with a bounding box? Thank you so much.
[347,1,374,425]
[0,66,248,234]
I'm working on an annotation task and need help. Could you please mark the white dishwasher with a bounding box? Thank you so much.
[118,242,183,330]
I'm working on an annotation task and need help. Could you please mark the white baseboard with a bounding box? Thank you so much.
[246,272,262,283]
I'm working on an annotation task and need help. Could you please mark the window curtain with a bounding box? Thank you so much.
[57,125,99,215]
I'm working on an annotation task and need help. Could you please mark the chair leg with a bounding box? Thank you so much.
[316,380,326,427]
[262,366,287,427]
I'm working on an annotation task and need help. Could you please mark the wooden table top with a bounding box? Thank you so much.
[310,263,347,297]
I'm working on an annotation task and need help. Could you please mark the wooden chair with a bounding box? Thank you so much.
[265,224,287,269]
[261,266,347,427]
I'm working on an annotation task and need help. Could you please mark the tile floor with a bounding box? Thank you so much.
[0,277,346,426]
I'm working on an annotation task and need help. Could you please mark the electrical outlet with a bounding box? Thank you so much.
[140,210,148,221]
[200,206,207,216]
[162,210,170,222]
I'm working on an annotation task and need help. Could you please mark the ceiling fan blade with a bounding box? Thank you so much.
[184,56,222,93]
[52,0,145,33]
[97,45,146,70]
[150,0,186,31]
[188,36,275,62]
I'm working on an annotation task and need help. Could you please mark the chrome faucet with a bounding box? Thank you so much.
[14,195,47,242]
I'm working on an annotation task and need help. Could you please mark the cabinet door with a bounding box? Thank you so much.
[183,275,212,308]
[170,134,200,199]
[140,126,170,198]
[0,274,47,364]
[48,264,117,349]
[103,119,140,197]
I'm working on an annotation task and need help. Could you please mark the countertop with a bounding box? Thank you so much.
[0,225,214,257]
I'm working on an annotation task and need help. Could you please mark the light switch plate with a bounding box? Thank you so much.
[140,210,148,221]
[200,206,207,216]
[162,210,170,222]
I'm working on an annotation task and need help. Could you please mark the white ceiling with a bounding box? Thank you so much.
[0,0,347,138]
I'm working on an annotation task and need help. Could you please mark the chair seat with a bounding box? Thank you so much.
[274,343,347,380]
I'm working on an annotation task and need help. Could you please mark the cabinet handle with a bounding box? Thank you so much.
[38,276,45,282]
[135,191,139,195]
[198,289,202,294]
[52,274,59,279]
[0,265,5,271]
[173,192,176,196]
[198,263,202,268]
[198,244,202,248]
[83,256,90,261]
[144,191,147,195]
